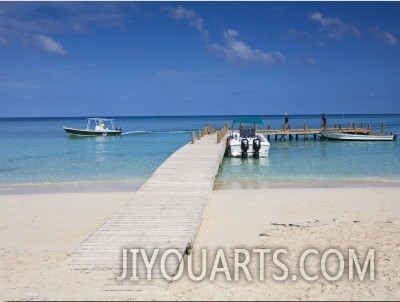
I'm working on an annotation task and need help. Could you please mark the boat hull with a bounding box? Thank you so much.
[321,131,395,141]
[63,127,121,136]
[228,136,270,157]
[229,142,270,157]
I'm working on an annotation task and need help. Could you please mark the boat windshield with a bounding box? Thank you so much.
[239,123,256,138]
[86,118,116,130]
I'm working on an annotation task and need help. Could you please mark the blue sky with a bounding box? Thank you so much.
[1,1,400,117]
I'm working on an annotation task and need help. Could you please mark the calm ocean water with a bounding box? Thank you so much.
[0,115,399,187]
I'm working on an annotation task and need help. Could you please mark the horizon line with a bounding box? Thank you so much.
[1,113,400,119]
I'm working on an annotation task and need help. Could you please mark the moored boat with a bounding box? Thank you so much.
[226,117,270,158]
[63,118,122,136]
[321,130,397,141]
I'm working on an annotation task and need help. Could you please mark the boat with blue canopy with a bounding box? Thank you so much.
[226,117,270,158]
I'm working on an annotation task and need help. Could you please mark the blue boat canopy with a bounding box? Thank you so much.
[233,117,264,125]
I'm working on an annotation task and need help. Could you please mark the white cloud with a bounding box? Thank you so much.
[370,26,398,46]
[309,11,360,40]
[0,2,132,54]
[209,29,286,65]
[163,6,285,66]
[163,6,209,42]
[34,34,67,55]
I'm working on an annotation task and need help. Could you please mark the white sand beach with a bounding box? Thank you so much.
[0,191,132,301]
[167,186,400,301]
[1,185,400,300]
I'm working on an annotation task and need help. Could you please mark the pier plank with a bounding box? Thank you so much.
[68,132,226,294]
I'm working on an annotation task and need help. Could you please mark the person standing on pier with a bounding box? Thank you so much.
[283,113,293,140]
[284,113,289,129]
[322,113,327,129]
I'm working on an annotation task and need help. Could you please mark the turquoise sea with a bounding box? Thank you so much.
[0,115,399,190]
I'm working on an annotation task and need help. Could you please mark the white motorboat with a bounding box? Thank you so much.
[321,130,397,141]
[226,117,270,158]
[63,118,122,136]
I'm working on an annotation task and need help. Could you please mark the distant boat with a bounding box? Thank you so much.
[321,130,397,141]
[226,117,270,158]
[63,118,122,136]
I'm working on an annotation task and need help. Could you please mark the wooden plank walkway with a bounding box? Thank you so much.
[67,132,226,294]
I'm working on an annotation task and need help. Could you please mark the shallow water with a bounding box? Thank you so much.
[0,115,399,186]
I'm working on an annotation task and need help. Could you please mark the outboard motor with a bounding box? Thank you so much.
[393,132,397,140]
[241,138,249,159]
[253,138,261,159]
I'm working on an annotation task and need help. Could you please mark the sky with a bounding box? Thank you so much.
[0,1,400,117]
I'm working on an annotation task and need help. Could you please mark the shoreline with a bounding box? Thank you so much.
[214,177,400,190]
[0,178,146,195]
[2,176,400,195]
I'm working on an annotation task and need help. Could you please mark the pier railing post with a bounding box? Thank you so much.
[220,125,227,138]
[304,124,308,140]
[198,130,201,140]
[191,132,195,144]
[217,131,221,143]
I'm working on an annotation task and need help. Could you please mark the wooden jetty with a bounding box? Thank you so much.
[67,125,228,297]
[64,119,384,297]
[258,122,383,141]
